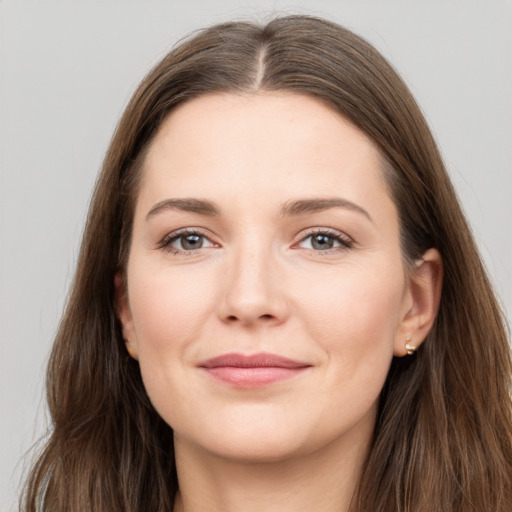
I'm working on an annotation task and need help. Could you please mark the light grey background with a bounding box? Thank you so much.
[1,1,510,510]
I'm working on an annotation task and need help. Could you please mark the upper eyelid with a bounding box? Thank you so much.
[161,227,213,239]
[295,227,353,241]
[300,227,347,235]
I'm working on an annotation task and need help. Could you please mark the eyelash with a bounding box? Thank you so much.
[158,228,215,256]
[157,228,354,256]
[294,228,354,254]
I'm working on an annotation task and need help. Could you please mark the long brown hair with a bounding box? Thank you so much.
[23,15,512,512]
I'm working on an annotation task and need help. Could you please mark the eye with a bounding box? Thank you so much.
[159,229,216,254]
[296,230,353,252]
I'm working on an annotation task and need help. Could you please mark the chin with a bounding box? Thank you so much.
[173,412,317,464]
[191,434,308,464]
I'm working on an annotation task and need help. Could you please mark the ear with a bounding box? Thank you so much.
[114,272,139,360]
[394,248,443,357]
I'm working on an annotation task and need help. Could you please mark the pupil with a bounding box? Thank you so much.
[312,234,333,250]
[182,234,202,250]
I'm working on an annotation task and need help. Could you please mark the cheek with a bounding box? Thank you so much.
[298,261,405,372]
[126,264,218,425]
[128,264,215,355]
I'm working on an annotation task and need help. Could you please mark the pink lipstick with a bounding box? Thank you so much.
[198,353,311,388]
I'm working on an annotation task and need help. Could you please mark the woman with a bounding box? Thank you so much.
[23,15,511,512]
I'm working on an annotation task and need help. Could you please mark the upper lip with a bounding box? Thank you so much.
[198,352,311,369]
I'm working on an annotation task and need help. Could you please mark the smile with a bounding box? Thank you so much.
[197,353,312,388]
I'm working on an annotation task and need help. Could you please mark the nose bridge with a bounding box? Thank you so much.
[218,233,286,325]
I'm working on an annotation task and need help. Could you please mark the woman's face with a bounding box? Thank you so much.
[118,92,419,463]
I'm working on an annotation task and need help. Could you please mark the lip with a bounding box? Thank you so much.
[197,352,312,388]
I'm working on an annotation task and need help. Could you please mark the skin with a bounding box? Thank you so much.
[117,92,442,512]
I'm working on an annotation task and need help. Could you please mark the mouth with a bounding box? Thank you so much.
[197,353,312,388]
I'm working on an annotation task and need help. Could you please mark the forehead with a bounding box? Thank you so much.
[138,92,392,215]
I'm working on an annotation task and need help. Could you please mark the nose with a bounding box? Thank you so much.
[216,243,289,327]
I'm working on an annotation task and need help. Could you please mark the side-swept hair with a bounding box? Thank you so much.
[23,15,512,512]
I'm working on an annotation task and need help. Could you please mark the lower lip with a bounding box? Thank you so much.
[202,366,309,388]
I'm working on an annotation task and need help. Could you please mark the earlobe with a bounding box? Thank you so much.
[114,272,139,360]
[394,248,443,357]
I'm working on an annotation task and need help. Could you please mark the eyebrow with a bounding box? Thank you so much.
[280,198,372,221]
[145,196,371,222]
[146,198,221,219]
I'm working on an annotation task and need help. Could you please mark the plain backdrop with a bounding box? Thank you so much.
[1,1,510,510]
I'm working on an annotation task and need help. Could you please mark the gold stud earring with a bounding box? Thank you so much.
[125,342,136,359]
[405,338,416,355]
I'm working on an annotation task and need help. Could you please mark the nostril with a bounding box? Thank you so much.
[225,313,275,323]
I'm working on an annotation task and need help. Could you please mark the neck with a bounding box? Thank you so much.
[172,419,373,512]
